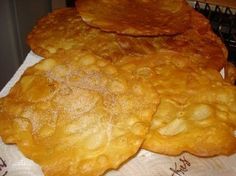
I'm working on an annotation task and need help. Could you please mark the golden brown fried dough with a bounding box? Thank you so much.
[76,0,192,36]
[145,68,236,156]
[27,8,227,71]
[0,49,159,176]
[225,62,236,85]
[163,10,228,71]
[27,8,163,60]
[115,52,236,156]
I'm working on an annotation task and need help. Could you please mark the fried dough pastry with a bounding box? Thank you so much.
[163,10,228,71]
[0,49,159,176]
[115,51,236,156]
[27,8,227,71]
[144,68,236,156]
[27,8,164,60]
[76,0,192,36]
[225,62,236,85]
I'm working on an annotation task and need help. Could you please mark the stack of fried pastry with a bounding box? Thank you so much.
[0,0,236,176]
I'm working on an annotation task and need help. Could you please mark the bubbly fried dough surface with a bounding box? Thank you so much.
[0,49,159,176]
[225,62,236,85]
[27,8,227,71]
[27,8,164,60]
[76,0,192,36]
[143,68,236,156]
[163,10,228,71]
[115,51,236,156]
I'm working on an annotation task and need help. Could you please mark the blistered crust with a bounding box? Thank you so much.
[27,8,163,60]
[115,52,236,156]
[0,50,159,176]
[143,64,236,156]
[163,10,228,71]
[76,0,192,36]
[27,8,227,71]
[225,62,236,85]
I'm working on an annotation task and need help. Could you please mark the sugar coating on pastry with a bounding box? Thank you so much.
[27,8,227,71]
[115,52,236,156]
[0,50,159,176]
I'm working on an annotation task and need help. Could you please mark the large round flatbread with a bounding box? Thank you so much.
[115,51,236,156]
[76,0,192,36]
[143,66,236,156]
[0,49,159,176]
[27,8,227,71]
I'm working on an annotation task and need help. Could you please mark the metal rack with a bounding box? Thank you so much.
[189,1,236,65]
